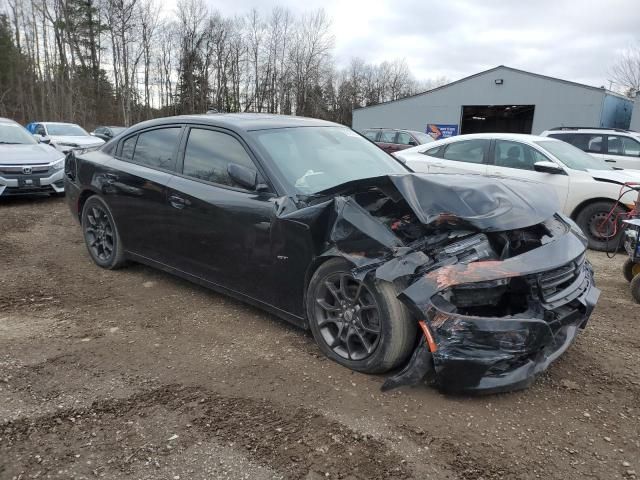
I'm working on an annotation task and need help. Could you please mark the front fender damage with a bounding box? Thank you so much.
[281,174,600,394]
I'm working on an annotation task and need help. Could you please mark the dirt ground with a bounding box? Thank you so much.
[1,195,639,480]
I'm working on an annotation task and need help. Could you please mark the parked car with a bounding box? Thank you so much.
[540,127,640,170]
[91,126,126,142]
[64,114,599,393]
[395,133,640,251]
[361,128,434,154]
[26,121,104,153]
[0,117,66,197]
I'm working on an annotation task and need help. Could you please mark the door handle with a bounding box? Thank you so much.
[605,159,617,163]
[169,194,187,209]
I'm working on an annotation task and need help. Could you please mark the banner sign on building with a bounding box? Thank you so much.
[426,124,459,140]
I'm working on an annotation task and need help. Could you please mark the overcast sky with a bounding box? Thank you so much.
[196,0,639,90]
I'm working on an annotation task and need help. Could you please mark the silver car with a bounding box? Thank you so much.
[0,117,67,197]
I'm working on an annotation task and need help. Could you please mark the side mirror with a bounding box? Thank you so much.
[534,161,564,174]
[408,140,418,147]
[228,163,259,190]
[39,135,51,145]
[90,132,96,136]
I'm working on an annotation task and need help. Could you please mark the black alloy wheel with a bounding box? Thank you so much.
[85,205,114,262]
[81,196,126,269]
[306,258,416,374]
[314,272,382,361]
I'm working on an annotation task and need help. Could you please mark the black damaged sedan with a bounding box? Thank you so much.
[64,114,600,393]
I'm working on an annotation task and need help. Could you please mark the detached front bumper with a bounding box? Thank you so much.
[0,168,65,196]
[389,229,600,394]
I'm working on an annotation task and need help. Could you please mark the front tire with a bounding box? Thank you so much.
[81,195,126,269]
[306,258,416,374]
[575,201,626,252]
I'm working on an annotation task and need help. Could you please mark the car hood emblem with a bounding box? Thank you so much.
[22,166,33,174]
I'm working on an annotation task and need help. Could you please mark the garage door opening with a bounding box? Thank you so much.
[461,105,535,134]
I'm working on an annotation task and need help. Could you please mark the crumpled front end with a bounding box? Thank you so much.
[284,173,600,393]
[397,232,599,393]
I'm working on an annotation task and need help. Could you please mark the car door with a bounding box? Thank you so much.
[427,138,489,175]
[394,131,418,151]
[604,135,640,169]
[377,130,398,153]
[403,144,444,173]
[164,126,277,303]
[487,139,570,210]
[102,125,184,262]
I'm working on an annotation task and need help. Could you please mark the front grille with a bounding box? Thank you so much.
[530,254,585,303]
[0,165,50,176]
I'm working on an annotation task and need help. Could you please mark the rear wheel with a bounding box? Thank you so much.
[81,196,126,269]
[575,201,626,252]
[306,258,416,374]
[623,258,640,283]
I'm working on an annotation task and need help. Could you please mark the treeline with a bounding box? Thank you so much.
[0,0,447,129]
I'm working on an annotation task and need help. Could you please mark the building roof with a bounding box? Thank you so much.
[354,65,628,111]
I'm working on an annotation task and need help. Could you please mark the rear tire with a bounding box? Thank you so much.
[81,195,127,269]
[306,258,416,374]
[575,201,626,252]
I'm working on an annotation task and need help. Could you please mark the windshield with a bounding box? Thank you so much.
[413,132,434,144]
[0,123,37,145]
[251,126,408,194]
[535,140,613,171]
[46,124,88,136]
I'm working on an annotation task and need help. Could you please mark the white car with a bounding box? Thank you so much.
[0,117,66,196]
[540,127,640,170]
[30,122,104,154]
[395,133,640,251]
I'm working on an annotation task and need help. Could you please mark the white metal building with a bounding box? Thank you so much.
[352,66,633,136]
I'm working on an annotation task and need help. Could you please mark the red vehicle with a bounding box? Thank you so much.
[362,128,434,154]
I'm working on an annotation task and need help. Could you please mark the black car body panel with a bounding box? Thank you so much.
[64,114,600,393]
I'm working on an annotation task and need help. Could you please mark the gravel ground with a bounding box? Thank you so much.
[1,195,639,480]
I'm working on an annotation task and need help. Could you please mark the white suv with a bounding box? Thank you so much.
[395,133,640,252]
[540,127,640,170]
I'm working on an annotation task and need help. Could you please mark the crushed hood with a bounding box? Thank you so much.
[314,173,560,232]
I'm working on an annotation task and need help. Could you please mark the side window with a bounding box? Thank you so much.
[494,140,549,171]
[131,127,181,171]
[608,135,640,157]
[379,130,396,143]
[183,128,257,188]
[423,145,443,157]
[363,130,379,141]
[565,134,602,153]
[442,139,487,164]
[396,132,415,146]
[121,135,137,161]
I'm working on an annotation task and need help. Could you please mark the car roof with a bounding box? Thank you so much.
[0,117,17,124]
[128,113,339,132]
[543,128,640,136]
[436,133,553,143]
[39,122,81,126]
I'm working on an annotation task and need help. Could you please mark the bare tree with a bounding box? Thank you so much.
[610,42,640,97]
